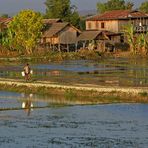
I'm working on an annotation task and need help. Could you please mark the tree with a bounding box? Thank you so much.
[45,0,71,21]
[97,0,134,14]
[79,16,86,31]
[97,2,107,14]
[44,0,80,27]
[0,29,12,48]
[139,2,148,13]
[8,10,43,54]
[126,1,134,10]
[0,14,9,18]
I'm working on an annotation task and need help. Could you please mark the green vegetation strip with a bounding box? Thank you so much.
[0,78,148,104]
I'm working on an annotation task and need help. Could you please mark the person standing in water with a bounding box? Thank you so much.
[24,63,31,81]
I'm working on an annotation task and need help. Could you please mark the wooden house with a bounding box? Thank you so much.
[86,10,148,42]
[77,30,121,51]
[41,22,81,51]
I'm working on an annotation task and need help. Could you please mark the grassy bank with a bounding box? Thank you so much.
[0,78,148,104]
[0,49,148,65]
[0,50,102,63]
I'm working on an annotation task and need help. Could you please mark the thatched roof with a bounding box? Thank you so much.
[42,22,69,38]
[77,31,102,41]
[42,18,62,24]
[42,22,81,38]
[77,30,121,42]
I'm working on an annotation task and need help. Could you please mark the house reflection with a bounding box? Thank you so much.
[21,94,34,116]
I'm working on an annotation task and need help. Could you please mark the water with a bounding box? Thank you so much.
[0,58,148,87]
[0,91,148,148]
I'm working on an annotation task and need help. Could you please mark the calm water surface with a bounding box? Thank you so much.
[0,91,148,148]
[0,58,148,87]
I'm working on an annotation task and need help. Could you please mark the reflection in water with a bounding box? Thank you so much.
[1,58,148,87]
[21,94,34,116]
[0,91,148,147]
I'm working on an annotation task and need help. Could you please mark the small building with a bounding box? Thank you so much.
[41,18,63,34]
[41,22,81,51]
[77,30,121,51]
[77,30,101,50]
[86,9,148,46]
[85,10,148,51]
[86,10,148,34]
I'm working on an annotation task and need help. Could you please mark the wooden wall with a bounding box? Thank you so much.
[86,18,148,33]
[41,26,78,45]
[59,26,77,44]
[86,20,119,32]
[118,18,148,32]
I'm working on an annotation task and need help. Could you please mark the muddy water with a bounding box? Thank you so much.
[0,91,148,148]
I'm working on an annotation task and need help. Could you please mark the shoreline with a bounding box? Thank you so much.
[0,51,147,63]
[0,78,147,94]
[0,78,148,104]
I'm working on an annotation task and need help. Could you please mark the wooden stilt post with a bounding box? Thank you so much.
[67,44,69,52]
[75,42,78,52]
[58,43,60,52]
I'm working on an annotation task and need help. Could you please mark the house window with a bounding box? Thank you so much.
[101,22,105,29]
[88,22,91,30]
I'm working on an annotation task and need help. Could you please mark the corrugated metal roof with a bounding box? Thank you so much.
[87,10,148,21]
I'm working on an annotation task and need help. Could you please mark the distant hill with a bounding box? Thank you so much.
[78,9,97,16]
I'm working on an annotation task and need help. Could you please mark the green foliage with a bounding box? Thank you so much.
[77,49,101,60]
[137,33,148,54]
[97,2,107,14]
[97,0,134,13]
[123,23,135,53]
[0,28,13,50]
[79,17,86,31]
[45,0,71,20]
[44,0,80,28]
[123,23,148,55]
[0,32,8,47]
[65,89,77,100]
[139,2,148,13]
[139,92,148,97]
[8,10,43,54]
[70,10,80,28]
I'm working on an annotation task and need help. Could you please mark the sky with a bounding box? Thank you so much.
[0,0,146,14]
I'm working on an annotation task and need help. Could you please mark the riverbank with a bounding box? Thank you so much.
[0,50,102,63]
[0,50,146,64]
[0,78,148,104]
